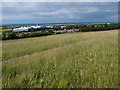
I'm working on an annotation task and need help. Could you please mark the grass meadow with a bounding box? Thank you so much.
[0,29,12,32]
[2,30,118,88]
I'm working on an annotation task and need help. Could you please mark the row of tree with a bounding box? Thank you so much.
[80,24,119,32]
[2,31,54,40]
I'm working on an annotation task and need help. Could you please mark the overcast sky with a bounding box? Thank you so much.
[2,2,118,24]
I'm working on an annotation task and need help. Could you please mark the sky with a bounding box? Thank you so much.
[2,2,118,25]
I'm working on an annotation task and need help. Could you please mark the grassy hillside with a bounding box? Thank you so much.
[0,29,12,31]
[2,30,118,88]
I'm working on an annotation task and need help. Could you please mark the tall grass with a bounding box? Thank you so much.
[2,30,118,88]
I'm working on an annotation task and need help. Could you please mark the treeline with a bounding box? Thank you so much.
[2,31,54,40]
[28,28,53,32]
[80,24,120,32]
[28,27,64,32]
[80,26,119,32]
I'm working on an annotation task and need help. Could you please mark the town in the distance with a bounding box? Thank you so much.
[0,22,119,40]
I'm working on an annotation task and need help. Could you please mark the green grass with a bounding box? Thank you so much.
[2,30,118,88]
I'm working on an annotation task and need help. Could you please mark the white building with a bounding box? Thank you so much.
[30,26,41,29]
[46,26,53,28]
[30,26,53,28]
[13,27,30,32]
[12,25,54,32]
[61,26,66,28]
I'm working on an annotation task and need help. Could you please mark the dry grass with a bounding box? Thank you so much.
[2,30,118,88]
[0,29,12,31]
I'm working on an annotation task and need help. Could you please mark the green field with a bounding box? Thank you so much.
[2,30,118,88]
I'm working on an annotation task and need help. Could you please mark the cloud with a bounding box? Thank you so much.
[2,0,120,2]
[2,2,118,24]
[111,15,118,18]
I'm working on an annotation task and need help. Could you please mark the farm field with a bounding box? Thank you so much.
[0,29,12,31]
[2,30,118,88]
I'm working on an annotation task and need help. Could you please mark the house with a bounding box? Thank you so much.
[66,30,75,33]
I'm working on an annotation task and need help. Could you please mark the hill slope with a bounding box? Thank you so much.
[2,30,118,88]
